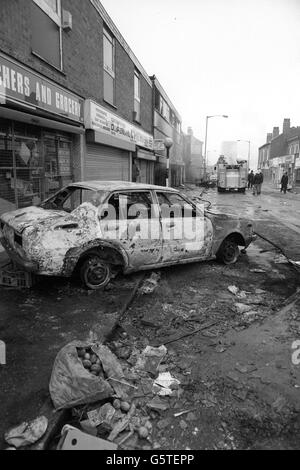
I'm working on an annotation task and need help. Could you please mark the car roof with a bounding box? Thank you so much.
[69,181,179,193]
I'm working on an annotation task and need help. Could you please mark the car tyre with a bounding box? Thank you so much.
[80,251,111,290]
[216,237,240,265]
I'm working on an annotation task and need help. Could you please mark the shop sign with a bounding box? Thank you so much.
[295,157,300,169]
[0,52,84,123]
[271,158,279,167]
[85,99,154,151]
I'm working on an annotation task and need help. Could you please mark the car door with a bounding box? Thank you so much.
[99,190,162,269]
[155,191,213,263]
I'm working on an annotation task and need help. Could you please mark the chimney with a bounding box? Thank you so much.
[267,133,273,143]
[187,127,193,136]
[283,118,291,135]
[272,127,280,139]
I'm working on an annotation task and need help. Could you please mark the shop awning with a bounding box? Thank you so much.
[137,149,156,162]
[0,106,85,134]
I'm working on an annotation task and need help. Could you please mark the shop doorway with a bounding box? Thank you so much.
[0,119,73,215]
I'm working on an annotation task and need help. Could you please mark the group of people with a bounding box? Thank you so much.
[247,170,264,196]
[247,170,290,195]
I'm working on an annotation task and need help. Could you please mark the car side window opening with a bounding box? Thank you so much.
[41,187,94,212]
[157,192,197,219]
[100,192,154,221]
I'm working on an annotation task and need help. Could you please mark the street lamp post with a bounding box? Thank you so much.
[164,137,173,187]
[237,139,251,170]
[204,115,228,181]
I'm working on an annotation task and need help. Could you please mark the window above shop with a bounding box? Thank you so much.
[154,88,181,132]
[134,70,141,123]
[103,27,116,106]
[31,0,62,71]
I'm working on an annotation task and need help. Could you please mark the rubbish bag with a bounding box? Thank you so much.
[49,341,118,410]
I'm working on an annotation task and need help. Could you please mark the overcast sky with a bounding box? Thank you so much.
[101,0,300,167]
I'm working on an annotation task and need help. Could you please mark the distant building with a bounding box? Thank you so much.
[258,119,300,191]
[183,128,204,184]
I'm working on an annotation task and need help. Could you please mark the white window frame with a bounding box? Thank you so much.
[103,28,115,79]
[33,0,61,25]
[134,70,141,102]
[32,0,63,70]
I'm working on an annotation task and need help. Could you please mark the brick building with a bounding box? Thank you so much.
[150,75,184,187]
[0,0,156,214]
[258,119,300,191]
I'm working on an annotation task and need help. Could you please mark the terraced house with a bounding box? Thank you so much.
[0,0,185,215]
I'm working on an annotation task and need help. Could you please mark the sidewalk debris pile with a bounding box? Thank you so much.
[48,338,186,450]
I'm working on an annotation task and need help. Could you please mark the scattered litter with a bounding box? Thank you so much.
[174,409,196,418]
[135,345,167,376]
[139,272,161,295]
[5,416,48,449]
[57,425,117,450]
[235,303,254,314]
[153,372,181,396]
[228,286,239,295]
[146,396,170,412]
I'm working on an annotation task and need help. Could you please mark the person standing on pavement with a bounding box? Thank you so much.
[253,170,264,196]
[248,170,254,190]
[281,172,289,194]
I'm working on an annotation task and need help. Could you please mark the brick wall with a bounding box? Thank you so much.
[0,0,153,133]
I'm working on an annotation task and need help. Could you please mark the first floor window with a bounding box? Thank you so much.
[134,71,141,122]
[103,28,115,105]
[31,0,62,70]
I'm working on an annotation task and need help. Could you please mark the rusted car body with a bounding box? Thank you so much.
[0,182,255,289]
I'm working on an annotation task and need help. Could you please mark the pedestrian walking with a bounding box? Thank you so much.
[248,170,254,190]
[281,172,289,194]
[253,170,264,196]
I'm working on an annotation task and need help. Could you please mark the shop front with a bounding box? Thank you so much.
[0,52,84,215]
[84,100,154,183]
[271,155,295,190]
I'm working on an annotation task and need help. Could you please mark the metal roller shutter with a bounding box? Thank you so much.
[85,144,130,181]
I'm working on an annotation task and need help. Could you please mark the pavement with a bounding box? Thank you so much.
[0,185,299,450]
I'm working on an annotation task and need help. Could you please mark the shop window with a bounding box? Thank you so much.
[134,71,141,123]
[31,0,62,70]
[103,28,115,105]
[0,120,73,213]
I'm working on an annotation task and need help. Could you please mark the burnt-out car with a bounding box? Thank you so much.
[0,181,255,290]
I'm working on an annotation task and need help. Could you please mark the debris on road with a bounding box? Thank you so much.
[139,272,161,295]
[153,372,181,396]
[228,286,239,295]
[57,425,118,450]
[5,416,48,449]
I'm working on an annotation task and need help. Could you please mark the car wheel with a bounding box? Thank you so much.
[216,237,240,265]
[80,252,111,290]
